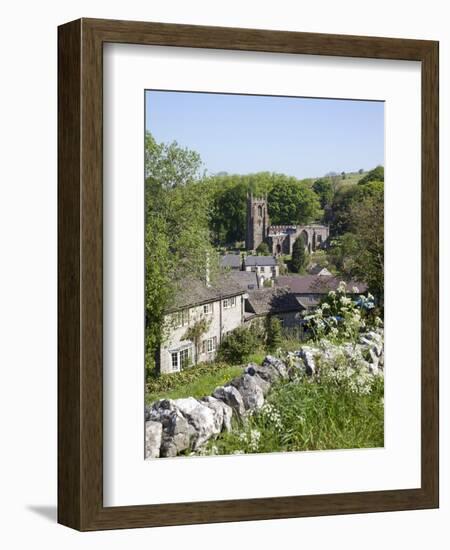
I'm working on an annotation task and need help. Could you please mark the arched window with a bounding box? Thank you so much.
[258,205,263,217]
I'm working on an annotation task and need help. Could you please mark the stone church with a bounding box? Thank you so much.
[246,194,329,256]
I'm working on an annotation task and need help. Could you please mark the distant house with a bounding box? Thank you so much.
[308,265,333,277]
[158,276,246,374]
[245,287,305,329]
[276,275,367,311]
[219,254,242,271]
[243,255,279,286]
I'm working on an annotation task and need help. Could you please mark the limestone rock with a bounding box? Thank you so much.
[201,396,233,432]
[262,355,289,379]
[298,347,317,376]
[145,421,162,459]
[213,385,246,418]
[173,397,221,450]
[228,374,265,410]
[249,363,281,384]
[245,364,272,394]
[148,399,196,457]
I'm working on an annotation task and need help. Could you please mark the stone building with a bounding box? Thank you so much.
[246,194,330,256]
[158,276,246,374]
[243,255,279,286]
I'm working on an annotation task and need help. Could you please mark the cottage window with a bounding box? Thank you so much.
[203,303,213,315]
[223,296,236,309]
[171,352,179,372]
[170,347,191,372]
[180,348,190,368]
[173,308,189,328]
[202,336,217,354]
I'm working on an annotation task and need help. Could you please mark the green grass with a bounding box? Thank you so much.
[200,375,384,455]
[146,362,244,404]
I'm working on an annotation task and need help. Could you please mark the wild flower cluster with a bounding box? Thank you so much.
[315,346,379,395]
[303,282,381,343]
[238,429,262,453]
[318,359,375,395]
[257,403,284,432]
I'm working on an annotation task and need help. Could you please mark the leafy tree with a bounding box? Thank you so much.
[209,180,248,244]
[313,178,334,208]
[217,326,260,364]
[291,235,307,273]
[328,182,384,302]
[256,242,271,255]
[268,178,320,225]
[328,180,384,236]
[145,133,216,375]
[145,132,204,188]
[266,316,282,351]
[358,165,384,185]
[350,191,384,302]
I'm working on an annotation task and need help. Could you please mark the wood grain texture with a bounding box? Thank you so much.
[57,18,439,531]
[57,19,82,529]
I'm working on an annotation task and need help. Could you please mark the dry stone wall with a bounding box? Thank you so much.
[145,330,384,459]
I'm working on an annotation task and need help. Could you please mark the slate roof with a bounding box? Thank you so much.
[244,255,277,267]
[166,275,245,313]
[220,254,242,269]
[246,287,305,316]
[276,275,367,295]
[228,270,259,291]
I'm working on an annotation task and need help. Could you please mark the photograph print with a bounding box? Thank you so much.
[144,91,385,459]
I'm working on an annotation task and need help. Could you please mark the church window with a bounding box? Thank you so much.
[258,205,263,217]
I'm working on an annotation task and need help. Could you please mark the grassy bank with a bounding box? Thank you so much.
[198,374,384,455]
[146,362,244,404]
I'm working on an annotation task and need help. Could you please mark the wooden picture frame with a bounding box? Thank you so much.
[58,18,439,531]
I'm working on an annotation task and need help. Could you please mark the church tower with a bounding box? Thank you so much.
[246,194,269,251]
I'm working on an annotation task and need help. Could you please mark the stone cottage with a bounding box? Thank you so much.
[243,255,279,286]
[158,276,246,374]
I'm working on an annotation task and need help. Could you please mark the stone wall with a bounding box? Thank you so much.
[145,330,384,459]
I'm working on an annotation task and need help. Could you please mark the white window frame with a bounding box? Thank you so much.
[170,346,191,372]
[203,303,213,315]
[172,308,190,328]
[179,348,190,368]
[206,336,217,353]
[170,352,180,372]
[223,296,236,309]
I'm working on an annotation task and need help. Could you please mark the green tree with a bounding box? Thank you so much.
[313,178,334,208]
[291,235,307,273]
[358,165,384,185]
[217,326,259,364]
[328,180,384,236]
[328,183,384,302]
[145,132,204,188]
[145,133,216,375]
[266,316,282,351]
[256,242,270,255]
[268,178,320,225]
[350,191,384,302]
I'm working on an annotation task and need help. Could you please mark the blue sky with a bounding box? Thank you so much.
[145,90,384,179]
